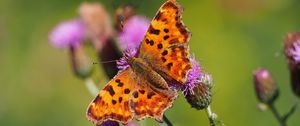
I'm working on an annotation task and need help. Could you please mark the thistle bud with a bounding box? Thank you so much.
[70,43,93,79]
[253,68,278,104]
[185,82,212,110]
[183,58,212,110]
[284,32,300,97]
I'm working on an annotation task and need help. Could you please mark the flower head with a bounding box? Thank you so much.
[97,120,119,126]
[49,19,85,49]
[183,57,202,94]
[177,58,213,110]
[117,16,150,50]
[284,32,300,97]
[288,40,300,63]
[253,68,278,104]
[185,81,212,110]
[116,48,138,71]
[79,2,113,52]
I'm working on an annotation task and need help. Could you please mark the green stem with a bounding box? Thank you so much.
[205,106,216,126]
[162,115,173,126]
[84,78,99,96]
[269,103,287,126]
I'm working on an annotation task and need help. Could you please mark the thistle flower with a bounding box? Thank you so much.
[179,58,213,110]
[117,16,150,50]
[79,2,122,79]
[79,2,113,52]
[49,19,85,49]
[185,81,212,110]
[116,48,138,71]
[284,32,300,97]
[97,120,119,126]
[253,68,278,104]
[288,42,300,63]
[183,57,202,94]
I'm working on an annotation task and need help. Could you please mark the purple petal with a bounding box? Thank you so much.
[289,41,300,63]
[183,57,202,94]
[117,48,138,71]
[98,121,119,126]
[49,19,85,49]
[117,16,150,50]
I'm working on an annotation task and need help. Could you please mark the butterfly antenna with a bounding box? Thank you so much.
[93,60,119,65]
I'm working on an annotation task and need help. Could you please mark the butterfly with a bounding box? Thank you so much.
[86,0,192,124]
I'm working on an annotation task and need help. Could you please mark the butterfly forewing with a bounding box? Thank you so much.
[138,0,192,84]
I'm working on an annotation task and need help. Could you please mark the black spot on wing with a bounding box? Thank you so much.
[104,85,115,96]
[133,91,139,98]
[147,92,156,99]
[124,88,131,94]
[155,11,162,20]
[162,50,168,56]
[149,25,160,35]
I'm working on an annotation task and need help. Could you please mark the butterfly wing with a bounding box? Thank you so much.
[138,0,192,84]
[86,68,177,125]
[130,82,178,122]
[86,69,135,125]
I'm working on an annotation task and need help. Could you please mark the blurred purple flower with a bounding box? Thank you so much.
[49,19,85,49]
[117,16,150,50]
[289,41,300,63]
[116,48,138,71]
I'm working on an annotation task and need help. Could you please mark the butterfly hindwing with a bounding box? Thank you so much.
[130,84,177,122]
[86,69,135,124]
[138,0,192,84]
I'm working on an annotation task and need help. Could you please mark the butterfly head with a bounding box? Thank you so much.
[117,48,138,70]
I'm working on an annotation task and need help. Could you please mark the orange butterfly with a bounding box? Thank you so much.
[86,0,192,124]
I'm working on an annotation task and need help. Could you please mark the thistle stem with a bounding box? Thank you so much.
[84,78,99,96]
[269,103,287,126]
[162,115,173,126]
[205,106,216,126]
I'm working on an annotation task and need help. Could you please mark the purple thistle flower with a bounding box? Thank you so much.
[116,48,138,70]
[289,41,300,63]
[97,120,119,126]
[49,19,85,49]
[183,57,202,94]
[284,32,300,97]
[117,16,150,50]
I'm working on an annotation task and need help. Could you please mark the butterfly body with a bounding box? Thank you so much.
[87,0,192,125]
[128,57,170,91]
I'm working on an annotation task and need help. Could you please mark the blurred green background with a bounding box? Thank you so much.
[1,0,300,125]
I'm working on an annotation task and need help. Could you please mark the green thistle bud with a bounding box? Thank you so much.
[253,68,279,104]
[185,82,212,110]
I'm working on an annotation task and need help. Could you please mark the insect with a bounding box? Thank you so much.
[86,0,192,124]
